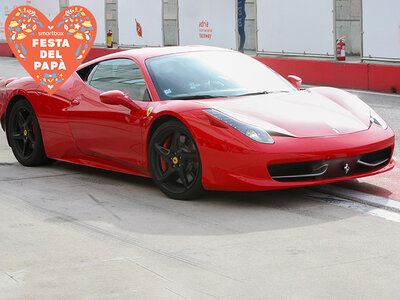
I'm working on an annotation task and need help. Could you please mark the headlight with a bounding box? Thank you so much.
[204,109,274,144]
[370,109,388,129]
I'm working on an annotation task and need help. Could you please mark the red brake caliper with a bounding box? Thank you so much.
[160,137,171,172]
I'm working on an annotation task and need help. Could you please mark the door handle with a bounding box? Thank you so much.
[71,99,80,105]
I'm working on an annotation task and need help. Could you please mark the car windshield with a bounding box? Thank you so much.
[145,50,296,100]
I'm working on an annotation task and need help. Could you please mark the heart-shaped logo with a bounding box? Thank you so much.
[5,6,97,94]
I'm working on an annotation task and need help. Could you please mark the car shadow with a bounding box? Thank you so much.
[334,179,394,199]
[0,160,387,237]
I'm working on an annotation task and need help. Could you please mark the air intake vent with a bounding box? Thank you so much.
[268,147,392,182]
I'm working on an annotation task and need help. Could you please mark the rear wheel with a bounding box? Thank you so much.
[7,99,51,166]
[148,121,204,200]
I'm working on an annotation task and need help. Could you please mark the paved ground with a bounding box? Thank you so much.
[1,57,400,299]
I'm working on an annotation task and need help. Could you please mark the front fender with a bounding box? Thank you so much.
[309,86,371,127]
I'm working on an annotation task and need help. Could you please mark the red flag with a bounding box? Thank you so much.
[135,19,142,37]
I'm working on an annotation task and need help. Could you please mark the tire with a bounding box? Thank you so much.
[7,99,51,166]
[148,120,204,200]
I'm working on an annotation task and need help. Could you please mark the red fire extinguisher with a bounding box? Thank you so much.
[336,38,346,61]
[107,29,113,48]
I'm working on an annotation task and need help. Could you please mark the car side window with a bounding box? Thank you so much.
[89,58,150,101]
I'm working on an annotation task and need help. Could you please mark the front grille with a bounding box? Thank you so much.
[268,147,392,182]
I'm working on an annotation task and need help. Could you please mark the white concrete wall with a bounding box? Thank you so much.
[118,0,163,47]
[336,0,361,56]
[363,0,400,60]
[244,0,256,51]
[1,0,399,61]
[178,0,236,49]
[257,0,334,55]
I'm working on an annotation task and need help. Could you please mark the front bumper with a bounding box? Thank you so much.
[195,123,395,191]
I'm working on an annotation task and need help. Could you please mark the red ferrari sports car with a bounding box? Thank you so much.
[0,46,395,199]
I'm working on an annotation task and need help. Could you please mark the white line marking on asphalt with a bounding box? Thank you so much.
[305,190,400,223]
[311,185,400,214]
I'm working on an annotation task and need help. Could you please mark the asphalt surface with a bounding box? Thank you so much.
[1,56,400,299]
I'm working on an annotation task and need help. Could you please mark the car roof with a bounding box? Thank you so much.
[78,45,234,70]
[122,45,231,59]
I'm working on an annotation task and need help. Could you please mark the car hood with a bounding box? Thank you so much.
[195,90,371,138]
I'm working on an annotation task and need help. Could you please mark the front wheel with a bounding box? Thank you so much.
[148,121,204,200]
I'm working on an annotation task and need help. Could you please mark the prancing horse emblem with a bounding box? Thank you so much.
[344,163,350,174]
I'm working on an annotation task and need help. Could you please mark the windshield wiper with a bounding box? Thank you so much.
[237,91,269,97]
[236,90,291,97]
[169,90,291,100]
[269,90,291,94]
[169,95,226,100]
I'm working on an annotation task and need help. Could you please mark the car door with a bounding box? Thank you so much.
[34,73,83,159]
[67,58,150,173]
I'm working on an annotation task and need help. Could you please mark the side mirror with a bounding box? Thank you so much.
[287,75,302,90]
[100,90,139,111]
